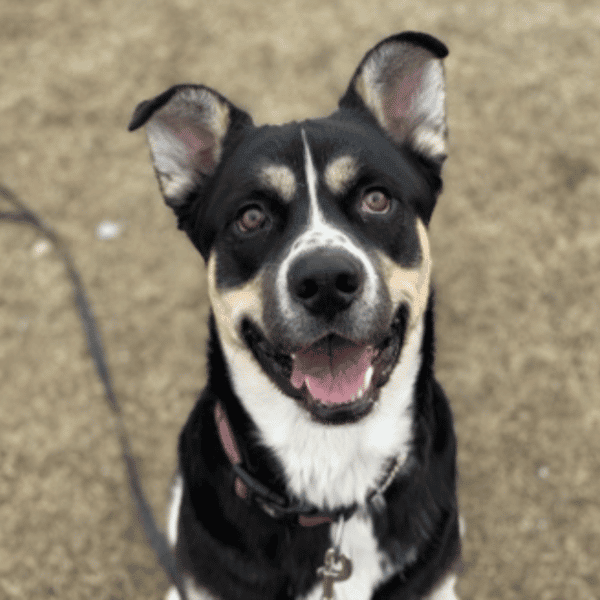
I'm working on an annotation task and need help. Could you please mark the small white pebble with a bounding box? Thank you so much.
[32,239,51,256]
[96,220,123,240]
[538,466,550,479]
[16,317,30,332]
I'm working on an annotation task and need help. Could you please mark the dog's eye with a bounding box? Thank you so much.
[237,206,267,233]
[361,189,391,214]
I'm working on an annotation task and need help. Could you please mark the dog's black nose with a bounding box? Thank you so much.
[288,249,364,319]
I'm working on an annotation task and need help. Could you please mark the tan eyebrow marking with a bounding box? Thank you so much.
[324,155,359,194]
[258,164,297,202]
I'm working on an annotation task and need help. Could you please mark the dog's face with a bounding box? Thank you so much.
[205,119,435,425]
[130,32,448,425]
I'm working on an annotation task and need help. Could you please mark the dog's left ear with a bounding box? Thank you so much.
[339,32,448,164]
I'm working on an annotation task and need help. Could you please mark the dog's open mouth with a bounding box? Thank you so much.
[241,307,408,424]
[290,337,375,404]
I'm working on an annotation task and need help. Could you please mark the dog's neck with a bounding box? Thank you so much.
[207,302,434,511]
[213,396,408,525]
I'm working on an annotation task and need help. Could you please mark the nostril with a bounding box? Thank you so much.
[296,278,319,300]
[336,272,359,294]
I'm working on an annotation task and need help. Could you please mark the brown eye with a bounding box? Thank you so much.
[237,206,267,233]
[361,190,391,214]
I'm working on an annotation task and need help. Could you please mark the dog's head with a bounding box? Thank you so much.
[130,32,448,425]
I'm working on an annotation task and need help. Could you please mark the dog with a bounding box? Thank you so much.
[129,31,461,600]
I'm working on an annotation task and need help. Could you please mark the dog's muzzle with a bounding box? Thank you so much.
[239,247,409,423]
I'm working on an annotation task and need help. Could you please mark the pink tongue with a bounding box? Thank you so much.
[291,339,375,405]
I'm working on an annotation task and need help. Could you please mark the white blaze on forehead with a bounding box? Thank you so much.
[301,128,320,217]
[207,252,264,349]
[378,218,431,328]
[258,164,297,202]
[324,155,359,195]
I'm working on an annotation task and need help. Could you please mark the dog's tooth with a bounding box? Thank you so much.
[305,377,313,394]
[359,365,375,398]
[364,365,374,390]
[351,365,374,402]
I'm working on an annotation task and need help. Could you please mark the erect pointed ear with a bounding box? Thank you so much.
[128,84,252,208]
[339,32,448,163]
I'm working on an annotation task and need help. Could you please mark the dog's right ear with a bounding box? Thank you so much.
[128,85,252,209]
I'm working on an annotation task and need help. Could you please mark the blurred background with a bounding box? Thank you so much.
[1,1,599,598]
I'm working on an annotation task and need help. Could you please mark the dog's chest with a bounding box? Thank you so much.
[300,512,398,600]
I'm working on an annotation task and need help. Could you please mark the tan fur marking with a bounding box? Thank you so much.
[324,155,359,194]
[379,219,431,328]
[207,253,265,349]
[259,164,297,202]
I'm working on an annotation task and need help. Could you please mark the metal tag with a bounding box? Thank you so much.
[317,547,352,600]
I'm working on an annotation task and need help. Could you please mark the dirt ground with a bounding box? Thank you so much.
[1,1,599,598]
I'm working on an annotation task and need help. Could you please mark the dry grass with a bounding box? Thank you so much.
[1,1,599,598]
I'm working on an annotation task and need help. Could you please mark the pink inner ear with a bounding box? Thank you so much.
[383,65,424,124]
[175,124,217,174]
[176,126,211,155]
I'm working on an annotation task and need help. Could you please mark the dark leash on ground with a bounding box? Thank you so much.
[0,185,188,600]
